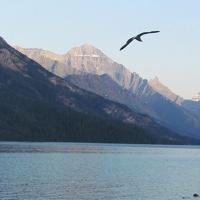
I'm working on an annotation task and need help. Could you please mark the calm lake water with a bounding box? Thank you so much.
[0,142,200,200]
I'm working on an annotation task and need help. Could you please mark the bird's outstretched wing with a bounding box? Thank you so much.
[119,31,160,51]
[119,37,134,51]
[120,43,129,51]
[137,31,160,38]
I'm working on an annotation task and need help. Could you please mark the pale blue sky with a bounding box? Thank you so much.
[1,0,200,99]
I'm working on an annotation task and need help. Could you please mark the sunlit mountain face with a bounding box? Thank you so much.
[13,43,200,139]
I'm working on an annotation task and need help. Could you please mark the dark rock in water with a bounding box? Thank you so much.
[193,193,199,197]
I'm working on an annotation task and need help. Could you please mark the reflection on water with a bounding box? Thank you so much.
[1,142,200,200]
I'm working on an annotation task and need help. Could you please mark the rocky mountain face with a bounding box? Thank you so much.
[183,92,200,117]
[149,77,184,105]
[149,75,200,119]
[13,46,83,77]
[14,44,149,94]
[181,99,200,118]
[14,44,200,139]
[2,36,192,144]
[63,45,155,99]
[149,77,200,118]
[66,73,157,118]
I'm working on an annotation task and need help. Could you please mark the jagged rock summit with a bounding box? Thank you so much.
[149,76,184,105]
[62,44,117,74]
[66,44,105,57]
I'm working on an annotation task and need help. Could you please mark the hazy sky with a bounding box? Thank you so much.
[1,0,200,99]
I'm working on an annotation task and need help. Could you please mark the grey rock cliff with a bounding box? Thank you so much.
[149,76,184,105]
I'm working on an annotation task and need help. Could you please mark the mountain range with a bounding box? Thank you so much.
[14,44,200,139]
[149,77,200,117]
[2,36,195,144]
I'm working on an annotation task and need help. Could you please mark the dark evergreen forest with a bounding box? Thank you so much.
[0,91,157,144]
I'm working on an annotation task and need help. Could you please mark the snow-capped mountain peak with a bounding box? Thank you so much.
[192,92,200,102]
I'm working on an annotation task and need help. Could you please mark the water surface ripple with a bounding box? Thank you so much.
[1,142,200,200]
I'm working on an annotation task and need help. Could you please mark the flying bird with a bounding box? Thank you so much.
[119,31,160,51]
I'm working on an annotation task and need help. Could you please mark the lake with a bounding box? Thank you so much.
[0,142,200,200]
